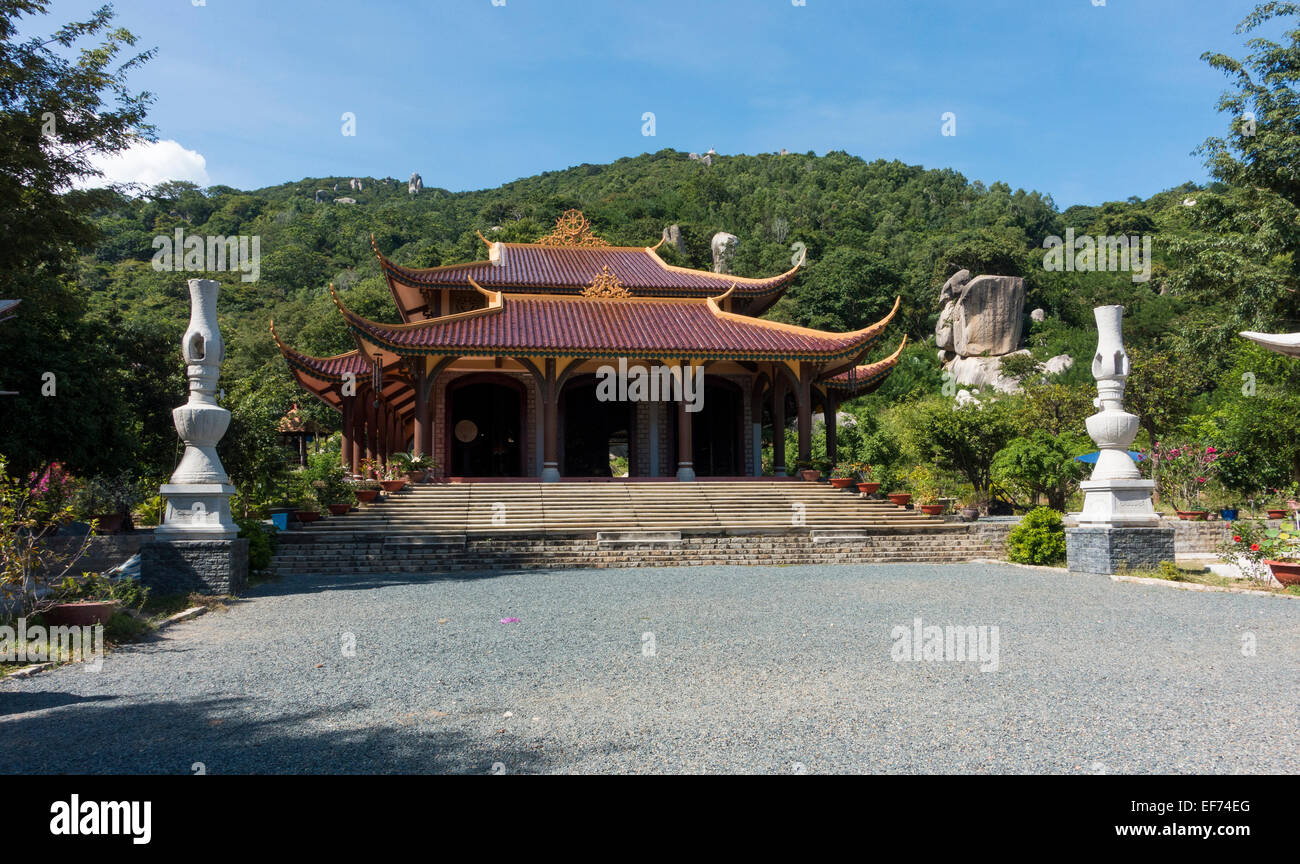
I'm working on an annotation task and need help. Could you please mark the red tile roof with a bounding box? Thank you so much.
[333,289,898,363]
[821,336,908,393]
[374,241,799,297]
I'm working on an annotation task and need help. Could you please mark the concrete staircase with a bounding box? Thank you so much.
[268,482,1010,575]
[289,480,941,538]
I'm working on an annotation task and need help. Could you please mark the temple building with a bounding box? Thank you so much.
[273,210,905,480]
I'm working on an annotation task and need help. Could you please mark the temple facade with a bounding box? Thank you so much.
[274,211,905,480]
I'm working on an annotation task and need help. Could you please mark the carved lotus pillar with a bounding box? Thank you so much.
[155,279,239,539]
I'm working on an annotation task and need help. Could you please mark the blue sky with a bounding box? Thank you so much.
[38,0,1284,206]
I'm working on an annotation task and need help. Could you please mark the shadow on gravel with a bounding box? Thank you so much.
[247,568,537,598]
[0,691,117,718]
[0,695,556,774]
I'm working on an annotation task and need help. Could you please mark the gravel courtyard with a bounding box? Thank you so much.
[2,563,1297,774]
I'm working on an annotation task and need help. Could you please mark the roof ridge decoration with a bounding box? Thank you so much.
[582,265,631,299]
[538,209,610,247]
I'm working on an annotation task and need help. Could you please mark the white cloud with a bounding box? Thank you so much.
[74,138,211,190]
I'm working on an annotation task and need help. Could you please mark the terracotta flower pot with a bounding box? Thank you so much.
[327,503,351,516]
[1176,511,1209,521]
[1268,509,1289,520]
[829,478,856,489]
[887,493,912,507]
[380,479,407,493]
[43,601,120,627]
[406,470,428,484]
[857,482,880,494]
[919,504,945,516]
[354,489,379,503]
[1264,560,1300,586]
[93,513,124,534]
[798,469,820,482]
[296,510,320,524]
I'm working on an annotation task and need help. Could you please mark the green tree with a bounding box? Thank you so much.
[0,1,154,479]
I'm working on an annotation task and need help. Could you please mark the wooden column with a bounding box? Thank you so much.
[796,365,812,465]
[772,369,787,477]
[541,358,560,482]
[413,362,429,458]
[340,396,353,473]
[676,360,695,481]
[824,394,838,465]
[349,400,362,475]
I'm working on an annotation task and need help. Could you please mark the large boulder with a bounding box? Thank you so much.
[661,224,686,255]
[938,273,1025,357]
[947,351,1029,394]
[711,232,739,274]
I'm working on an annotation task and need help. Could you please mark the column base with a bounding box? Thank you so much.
[676,464,696,482]
[541,464,560,483]
[141,538,249,595]
[1066,525,1175,575]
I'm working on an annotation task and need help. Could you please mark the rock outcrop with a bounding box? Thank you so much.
[936,270,1071,393]
[711,232,739,274]
[936,270,1025,360]
[661,225,686,255]
[408,173,423,195]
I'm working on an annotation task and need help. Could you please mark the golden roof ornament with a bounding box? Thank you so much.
[539,209,610,247]
[582,265,631,299]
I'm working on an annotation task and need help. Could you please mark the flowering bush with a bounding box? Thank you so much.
[1216,519,1298,582]
[1145,443,1229,510]
[1,456,95,616]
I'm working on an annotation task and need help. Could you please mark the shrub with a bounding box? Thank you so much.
[1005,507,1067,565]
[237,519,278,572]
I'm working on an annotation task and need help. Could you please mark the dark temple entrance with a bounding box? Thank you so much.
[446,375,524,477]
[561,375,634,477]
[691,378,744,477]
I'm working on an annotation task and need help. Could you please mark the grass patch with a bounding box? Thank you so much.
[1119,561,1299,595]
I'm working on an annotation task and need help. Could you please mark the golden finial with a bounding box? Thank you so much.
[582,265,631,299]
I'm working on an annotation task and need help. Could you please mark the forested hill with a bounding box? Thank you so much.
[14,142,1292,482]
[80,147,1210,374]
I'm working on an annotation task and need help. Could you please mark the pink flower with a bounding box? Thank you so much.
[1196,477,1207,484]
[1206,446,1217,454]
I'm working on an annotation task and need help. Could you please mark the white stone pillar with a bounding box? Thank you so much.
[154,279,239,539]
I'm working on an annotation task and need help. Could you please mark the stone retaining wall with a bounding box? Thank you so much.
[272,522,1016,575]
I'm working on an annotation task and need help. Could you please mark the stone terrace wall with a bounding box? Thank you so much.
[272,523,1015,576]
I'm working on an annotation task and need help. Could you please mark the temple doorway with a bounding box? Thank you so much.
[446,375,524,477]
[560,375,634,477]
[692,378,744,476]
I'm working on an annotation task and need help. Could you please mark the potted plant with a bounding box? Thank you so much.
[793,459,821,483]
[43,571,145,627]
[294,490,321,523]
[72,473,141,534]
[829,461,859,489]
[392,453,436,484]
[908,465,945,516]
[1203,481,1238,521]
[378,461,408,493]
[1217,520,1300,586]
[1265,484,1296,520]
[1153,443,1224,520]
[855,463,880,495]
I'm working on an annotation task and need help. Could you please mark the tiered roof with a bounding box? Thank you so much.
[276,211,905,409]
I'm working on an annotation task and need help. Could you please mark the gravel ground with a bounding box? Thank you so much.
[2,564,1298,774]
